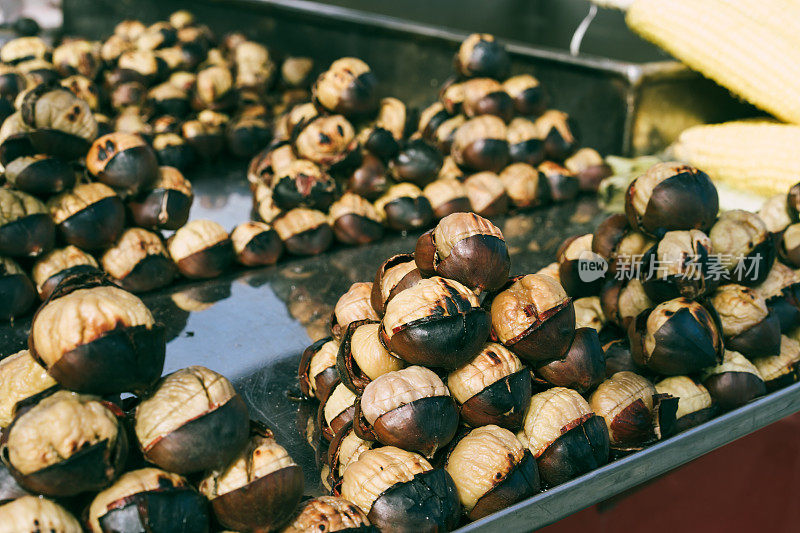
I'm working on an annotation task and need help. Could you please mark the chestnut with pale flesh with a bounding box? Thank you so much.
[710,209,774,285]
[0,496,82,532]
[702,350,766,411]
[709,284,781,358]
[282,496,377,533]
[298,337,340,402]
[0,350,57,429]
[231,221,283,267]
[273,208,333,256]
[129,166,193,231]
[48,183,125,251]
[455,33,510,79]
[537,327,605,394]
[168,219,233,279]
[751,335,800,391]
[101,228,176,293]
[655,376,715,432]
[337,320,404,394]
[0,189,54,258]
[370,253,424,316]
[31,245,100,300]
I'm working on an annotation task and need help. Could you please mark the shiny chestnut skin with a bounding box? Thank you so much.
[355,366,459,457]
[199,428,304,532]
[710,209,774,285]
[341,446,461,533]
[538,161,579,202]
[182,112,226,159]
[464,171,509,217]
[380,276,490,369]
[331,283,380,341]
[168,220,233,279]
[499,162,550,209]
[507,117,545,167]
[445,425,539,520]
[0,257,36,321]
[415,212,509,292]
[31,245,100,300]
[537,327,606,394]
[566,148,612,193]
[313,57,378,118]
[0,189,55,258]
[153,132,195,170]
[100,228,176,293]
[47,182,125,250]
[128,166,193,230]
[348,153,391,201]
[504,74,546,116]
[455,33,510,79]
[299,337,340,402]
[754,262,800,333]
[283,496,377,533]
[710,284,781,358]
[640,229,717,301]
[422,178,471,219]
[330,192,385,245]
[534,110,578,162]
[447,342,530,430]
[602,338,641,377]
[390,139,443,187]
[0,349,57,429]
[88,468,209,533]
[556,234,606,298]
[1,391,128,497]
[655,376,715,432]
[370,253,424,316]
[0,496,83,532]
[274,208,333,256]
[490,274,576,365]
[3,155,74,196]
[452,115,510,173]
[135,366,250,474]
[226,114,271,158]
[702,350,767,411]
[628,298,724,375]
[518,387,609,487]
[752,335,800,391]
[625,162,719,238]
[231,221,283,267]
[320,381,358,441]
[374,183,434,232]
[272,159,336,211]
[29,278,165,394]
[461,77,514,121]
[589,372,660,448]
[0,112,37,166]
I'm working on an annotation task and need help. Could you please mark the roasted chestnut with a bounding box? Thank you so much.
[272,159,336,211]
[280,56,314,88]
[60,74,100,111]
[430,115,466,155]
[603,338,640,377]
[628,298,723,375]
[574,296,605,331]
[518,387,609,486]
[135,366,249,474]
[0,112,36,166]
[710,209,774,285]
[0,257,36,321]
[565,148,612,193]
[114,19,146,41]
[86,132,159,196]
[2,391,127,496]
[490,273,575,365]
[332,282,380,339]
[273,208,333,256]
[100,228,176,292]
[370,253,424,315]
[194,65,234,110]
[168,219,233,279]
[452,115,509,173]
[415,212,509,292]
[758,194,793,235]
[17,59,59,86]
[329,192,385,245]
[0,350,57,428]
[625,162,718,238]
[390,139,443,187]
[337,320,405,393]
[380,276,489,369]
[3,154,74,196]
[31,245,100,300]
[589,371,661,448]
[29,281,165,394]
[464,171,509,217]
[294,114,358,170]
[460,77,513,121]
[600,277,654,330]
[556,233,606,297]
[231,221,283,266]
[536,261,561,282]
[226,113,271,158]
[53,39,99,78]
[347,153,390,201]
[534,110,578,162]
[751,335,800,391]
[282,495,377,533]
[506,117,545,167]
[422,178,471,219]
[709,284,781,358]
[455,33,510,79]
[538,161,579,202]
[136,22,177,51]
[128,166,193,230]
[374,183,434,232]
[199,429,304,532]
[313,57,378,118]
[19,85,97,159]
[504,74,546,116]
[0,189,54,258]
[0,496,82,532]
[445,424,539,520]
[440,79,466,115]
[327,422,376,492]
[655,376,715,432]
[47,182,125,250]
[114,106,153,137]
[641,229,716,301]
[498,162,549,208]
[88,468,209,533]
[537,327,606,394]
[447,342,530,430]
[702,350,766,411]
[299,337,340,401]
[321,382,357,440]
[153,132,195,170]
[753,262,800,332]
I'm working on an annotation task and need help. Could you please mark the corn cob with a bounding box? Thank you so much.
[671,120,800,197]
[627,0,800,124]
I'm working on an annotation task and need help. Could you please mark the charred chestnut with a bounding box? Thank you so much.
[329,192,385,245]
[342,446,460,533]
[168,220,233,279]
[600,278,654,329]
[422,178,471,219]
[534,110,578,162]
[321,382,357,440]
[4,154,74,196]
[655,376,715,432]
[181,114,225,159]
[538,327,606,394]
[752,335,800,391]
[499,162,549,208]
[460,78,513,121]
[29,282,165,394]
[753,262,800,332]
[52,39,99,78]
[538,161,579,202]
[374,183,434,232]
[556,233,606,297]
[273,208,333,256]
[370,253,424,315]
[226,113,271,158]
[625,162,718,238]
[415,212,509,292]
[299,337,340,402]
[100,228,176,292]
[2,391,127,496]
[390,139,443,187]
[447,342,529,430]
[135,366,249,474]
[87,132,159,196]
[19,86,96,159]
[452,115,509,173]
[709,284,781,358]
[0,189,54,258]
[231,221,283,267]
[464,171,509,217]
[490,273,575,365]
[0,257,35,321]
[31,245,99,300]
[710,209,774,285]
[272,159,336,211]
[380,277,490,369]
[332,283,380,340]
[88,468,209,533]
[0,496,82,531]
[592,214,655,273]
[313,58,378,118]
[283,495,376,533]
[0,349,57,428]
[507,117,545,167]
[504,74,546,116]
[60,74,100,111]
[455,33,510,79]
[128,166,193,230]
[337,320,405,394]
[589,371,660,448]
[628,298,723,375]
[702,350,766,411]
[48,182,125,250]
[518,387,609,487]
[149,82,190,118]
[199,429,304,532]
[294,114,358,170]
[641,229,716,301]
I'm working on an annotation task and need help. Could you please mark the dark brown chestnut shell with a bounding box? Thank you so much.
[675,405,717,433]
[6,155,74,196]
[115,254,177,293]
[731,237,775,286]
[503,299,576,366]
[237,228,283,266]
[536,327,606,393]
[282,224,333,256]
[319,389,356,442]
[459,138,510,173]
[703,371,766,411]
[333,214,384,246]
[468,450,540,521]
[90,142,159,196]
[58,195,126,250]
[348,153,391,201]
[175,238,234,279]
[97,485,210,533]
[535,414,609,487]
[298,337,339,402]
[0,270,36,321]
[390,140,443,187]
[382,196,434,232]
[370,254,425,316]
[459,368,531,431]
[128,187,193,231]
[336,319,379,394]
[38,264,102,301]
[0,213,55,258]
[724,312,782,358]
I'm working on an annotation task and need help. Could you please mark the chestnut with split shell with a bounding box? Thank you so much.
[702,350,766,411]
[565,148,612,193]
[326,421,377,494]
[320,382,357,441]
[168,219,233,279]
[282,495,377,533]
[0,349,57,429]
[337,320,405,394]
[589,371,662,449]
[231,221,283,267]
[499,162,550,209]
[507,117,545,167]
[503,74,546,116]
[331,282,380,340]
[313,57,378,118]
[464,171,509,217]
[390,139,443,187]
[600,277,653,329]
[370,253,424,316]
[273,208,333,256]
[4,154,74,196]
[709,284,781,358]
[47,182,125,251]
[753,262,800,332]
[460,77,513,121]
[128,166,193,231]
[557,233,606,298]
[640,229,717,301]
[710,209,774,285]
[87,132,159,196]
[0,496,82,532]
[452,115,509,173]
[271,159,336,212]
[538,161,579,202]
[374,183,434,232]
[101,228,176,293]
[298,337,340,402]
[751,335,800,391]
[31,245,100,300]
[455,33,510,79]
[422,178,471,219]
[329,192,384,246]
[537,327,606,394]
[0,189,55,258]
[655,376,716,432]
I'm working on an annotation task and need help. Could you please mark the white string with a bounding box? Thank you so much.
[570,4,598,57]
